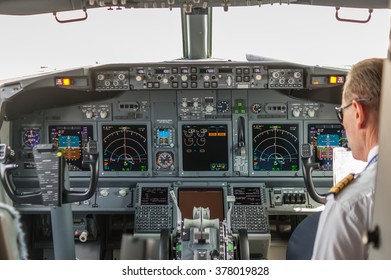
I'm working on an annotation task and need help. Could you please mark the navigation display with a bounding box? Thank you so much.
[141,187,168,205]
[102,124,148,172]
[252,123,299,171]
[181,124,229,171]
[48,125,93,171]
[308,123,347,171]
[233,187,262,205]
[178,188,224,221]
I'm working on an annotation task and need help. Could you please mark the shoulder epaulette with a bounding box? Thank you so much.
[328,173,355,196]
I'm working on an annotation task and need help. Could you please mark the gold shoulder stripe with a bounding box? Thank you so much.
[328,173,355,195]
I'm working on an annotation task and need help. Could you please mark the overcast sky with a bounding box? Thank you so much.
[0,5,390,80]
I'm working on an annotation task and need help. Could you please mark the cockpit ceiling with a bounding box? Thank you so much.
[0,0,388,16]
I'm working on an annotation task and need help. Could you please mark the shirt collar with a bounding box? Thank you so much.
[367,145,379,162]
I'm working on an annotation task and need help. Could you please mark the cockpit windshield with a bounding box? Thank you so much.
[0,5,389,80]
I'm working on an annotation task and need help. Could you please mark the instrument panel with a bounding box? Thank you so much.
[2,61,349,260]
[7,61,347,216]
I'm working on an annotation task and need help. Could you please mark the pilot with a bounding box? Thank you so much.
[311,58,383,259]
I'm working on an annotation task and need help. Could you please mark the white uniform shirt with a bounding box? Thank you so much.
[311,146,379,260]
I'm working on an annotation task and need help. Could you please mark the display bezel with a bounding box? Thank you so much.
[249,120,302,177]
[305,121,346,177]
[140,186,169,206]
[99,122,152,177]
[46,122,96,176]
[178,120,233,177]
[173,182,228,224]
[233,186,263,206]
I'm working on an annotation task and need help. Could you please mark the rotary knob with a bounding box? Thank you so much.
[307,108,316,118]
[292,108,301,118]
[205,104,214,113]
[100,110,108,119]
[294,71,302,78]
[85,110,94,119]
[100,189,109,197]
[272,71,280,79]
[251,103,262,113]
[119,189,128,197]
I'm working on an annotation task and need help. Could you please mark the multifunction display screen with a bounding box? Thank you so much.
[308,123,347,171]
[178,188,224,221]
[102,125,148,172]
[252,123,299,171]
[181,124,229,171]
[48,125,93,171]
[233,187,262,205]
[141,187,168,205]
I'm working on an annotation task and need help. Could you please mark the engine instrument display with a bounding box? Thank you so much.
[48,125,93,171]
[252,123,299,171]
[181,124,229,171]
[102,125,148,172]
[308,123,347,171]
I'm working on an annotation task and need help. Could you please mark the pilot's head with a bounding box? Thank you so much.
[337,58,383,161]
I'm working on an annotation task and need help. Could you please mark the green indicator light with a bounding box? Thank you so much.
[176,244,182,252]
[241,109,246,114]
[234,109,239,114]
[237,102,243,107]
[228,243,234,251]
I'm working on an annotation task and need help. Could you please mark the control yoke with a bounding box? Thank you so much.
[0,144,41,204]
[300,143,327,204]
[0,142,99,205]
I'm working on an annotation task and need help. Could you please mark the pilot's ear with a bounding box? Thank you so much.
[353,100,366,129]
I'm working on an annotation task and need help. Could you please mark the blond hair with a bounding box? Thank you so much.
[343,58,383,115]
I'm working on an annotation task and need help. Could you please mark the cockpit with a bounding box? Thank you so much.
[0,0,390,261]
